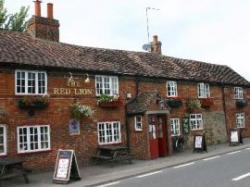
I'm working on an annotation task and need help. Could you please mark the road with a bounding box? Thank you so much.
[97,148,250,187]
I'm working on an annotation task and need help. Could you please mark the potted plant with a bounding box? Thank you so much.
[71,102,94,121]
[18,95,49,116]
[236,99,247,108]
[200,98,214,109]
[97,94,122,108]
[166,97,183,108]
[186,98,201,113]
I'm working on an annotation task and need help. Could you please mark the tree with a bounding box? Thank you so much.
[0,0,29,32]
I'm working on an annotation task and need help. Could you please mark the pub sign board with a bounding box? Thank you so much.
[230,129,240,145]
[193,135,207,152]
[53,149,81,184]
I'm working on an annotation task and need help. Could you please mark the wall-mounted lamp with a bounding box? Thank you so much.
[65,72,90,87]
[83,74,90,83]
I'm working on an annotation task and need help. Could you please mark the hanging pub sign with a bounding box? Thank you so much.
[53,149,81,184]
[193,134,207,152]
[230,128,240,145]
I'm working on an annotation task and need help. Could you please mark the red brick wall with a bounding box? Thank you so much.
[0,68,249,170]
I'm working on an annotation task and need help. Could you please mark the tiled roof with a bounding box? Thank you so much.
[0,30,249,86]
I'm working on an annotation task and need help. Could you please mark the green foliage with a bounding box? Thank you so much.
[97,94,118,104]
[186,98,201,112]
[0,0,29,32]
[71,103,94,121]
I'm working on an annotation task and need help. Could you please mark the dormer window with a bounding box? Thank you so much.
[234,87,243,99]
[95,75,119,96]
[15,70,47,95]
[197,83,210,98]
[167,81,178,97]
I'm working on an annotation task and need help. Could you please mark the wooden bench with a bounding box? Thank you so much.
[92,146,132,165]
[0,159,30,184]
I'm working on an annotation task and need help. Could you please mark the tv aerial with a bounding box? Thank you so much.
[142,7,160,52]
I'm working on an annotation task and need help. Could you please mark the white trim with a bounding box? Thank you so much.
[134,115,143,131]
[236,113,245,128]
[97,121,121,145]
[17,125,51,153]
[234,87,244,99]
[0,124,7,156]
[15,70,48,95]
[167,81,178,97]
[189,114,203,130]
[170,118,181,136]
[197,83,210,98]
[95,75,119,96]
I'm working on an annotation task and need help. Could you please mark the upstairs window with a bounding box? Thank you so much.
[95,75,119,96]
[190,114,203,130]
[198,83,210,98]
[236,113,245,128]
[234,87,243,99]
[0,125,7,156]
[167,81,178,97]
[15,70,47,95]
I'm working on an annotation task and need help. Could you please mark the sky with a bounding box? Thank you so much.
[5,0,250,81]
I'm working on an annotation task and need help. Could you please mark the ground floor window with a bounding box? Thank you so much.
[0,125,7,155]
[170,118,180,136]
[17,125,51,153]
[97,121,121,145]
[135,115,143,131]
[190,114,203,130]
[236,113,245,128]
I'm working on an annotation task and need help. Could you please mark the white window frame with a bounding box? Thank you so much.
[170,118,181,136]
[95,75,119,96]
[15,70,48,95]
[17,125,51,153]
[135,115,143,131]
[0,125,7,156]
[236,113,245,128]
[234,87,244,99]
[167,81,178,97]
[189,114,203,130]
[197,83,210,98]
[97,121,121,145]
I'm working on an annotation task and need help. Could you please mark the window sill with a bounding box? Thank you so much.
[17,149,52,155]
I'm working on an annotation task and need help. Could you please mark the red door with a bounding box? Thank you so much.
[149,115,168,159]
[149,115,159,159]
[158,116,168,156]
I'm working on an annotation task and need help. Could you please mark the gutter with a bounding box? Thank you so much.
[222,86,229,140]
[125,77,140,152]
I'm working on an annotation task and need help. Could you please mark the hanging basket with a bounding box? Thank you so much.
[166,97,183,108]
[236,99,247,108]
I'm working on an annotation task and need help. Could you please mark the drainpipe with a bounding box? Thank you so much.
[222,86,229,141]
[125,77,140,152]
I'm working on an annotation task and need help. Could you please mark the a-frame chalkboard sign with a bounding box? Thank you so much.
[53,149,81,184]
[193,134,207,152]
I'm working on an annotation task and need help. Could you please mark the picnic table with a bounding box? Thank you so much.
[92,146,132,165]
[0,159,29,184]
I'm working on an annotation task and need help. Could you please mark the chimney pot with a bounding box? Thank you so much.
[47,3,53,19]
[34,0,41,17]
[151,35,162,55]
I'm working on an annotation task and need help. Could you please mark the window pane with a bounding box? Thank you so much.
[28,72,36,93]
[38,73,46,94]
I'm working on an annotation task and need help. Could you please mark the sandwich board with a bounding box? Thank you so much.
[53,149,81,184]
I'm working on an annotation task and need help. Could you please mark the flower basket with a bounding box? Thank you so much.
[186,99,201,113]
[166,97,183,108]
[70,103,94,121]
[236,99,247,108]
[97,94,122,108]
[200,98,214,109]
[17,96,49,116]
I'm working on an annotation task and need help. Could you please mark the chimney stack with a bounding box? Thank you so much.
[47,3,53,19]
[27,1,60,42]
[34,0,41,17]
[151,35,162,55]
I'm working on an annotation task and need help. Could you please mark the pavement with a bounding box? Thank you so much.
[3,138,250,187]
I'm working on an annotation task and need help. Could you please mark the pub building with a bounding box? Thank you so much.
[0,1,250,170]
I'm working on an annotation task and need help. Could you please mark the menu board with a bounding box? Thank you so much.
[195,136,203,148]
[53,149,81,184]
[193,134,207,152]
